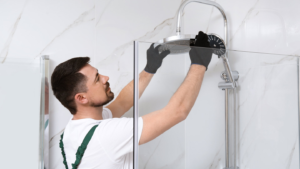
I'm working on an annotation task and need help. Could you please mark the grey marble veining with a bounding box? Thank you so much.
[95,12,180,70]
[228,0,260,45]
[36,6,95,58]
[0,0,27,63]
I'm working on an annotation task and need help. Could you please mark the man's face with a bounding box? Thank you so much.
[79,64,114,107]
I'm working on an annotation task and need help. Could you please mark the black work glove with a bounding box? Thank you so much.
[189,31,213,70]
[144,43,170,74]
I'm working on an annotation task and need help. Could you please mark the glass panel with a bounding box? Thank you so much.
[136,41,299,169]
[137,42,187,169]
[0,57,44,169]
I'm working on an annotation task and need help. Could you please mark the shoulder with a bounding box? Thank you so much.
[96,117,135,136]
[97,117,143,137]
[102,107,113,119]
[99,117,132,129]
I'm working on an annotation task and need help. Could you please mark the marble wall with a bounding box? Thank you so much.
[1,0,300,168]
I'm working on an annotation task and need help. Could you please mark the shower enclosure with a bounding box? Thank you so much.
[133,42,300,169]
[151,0,239,168]
[0,56,49,169]
[132,0,299,168]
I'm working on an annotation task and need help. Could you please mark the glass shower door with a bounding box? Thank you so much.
[135,41,187,169]
[134,41,300,169]
[0,56,49,169]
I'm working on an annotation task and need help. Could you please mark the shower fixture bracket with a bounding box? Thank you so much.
[218,68,239,90]
[218,82,235,90]
[220,71,239,82]
[219,70,239,90]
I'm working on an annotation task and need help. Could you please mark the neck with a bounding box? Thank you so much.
[72,106,103,120]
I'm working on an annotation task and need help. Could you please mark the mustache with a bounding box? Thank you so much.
[106,82,110,90]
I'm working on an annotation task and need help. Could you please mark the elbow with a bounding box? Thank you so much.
[177,105,190,121]
[165,101,191,122]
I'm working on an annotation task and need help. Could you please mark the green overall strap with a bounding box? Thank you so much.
[59,124,99,169]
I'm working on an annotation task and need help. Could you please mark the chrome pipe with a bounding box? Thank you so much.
[176,0,228,45]
[176,0,236,86]
[233,88,237,169]
[298,58,300,168]
[133,41,139,169]
[225,89,229,168]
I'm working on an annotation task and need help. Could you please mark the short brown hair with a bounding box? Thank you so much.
[51,57,90,115]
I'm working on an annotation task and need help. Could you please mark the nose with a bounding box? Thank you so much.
[102,75,109,83]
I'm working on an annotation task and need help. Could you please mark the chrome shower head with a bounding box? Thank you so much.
[155,34,196,55]
[155,33,226,56]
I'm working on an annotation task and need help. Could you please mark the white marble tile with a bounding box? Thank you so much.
[229,51,299,169]
[185,51,299,168]
[0,0,95,60]
[0,0,27,62]
[94,0,183,71]
[183,0,300,55]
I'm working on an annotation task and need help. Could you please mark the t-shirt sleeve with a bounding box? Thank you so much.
[96,117,143,163]
[102,107,113,119]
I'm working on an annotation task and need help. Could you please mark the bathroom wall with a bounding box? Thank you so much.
[1,0,300,168]
[184,1,300,168]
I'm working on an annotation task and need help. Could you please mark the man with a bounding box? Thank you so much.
[51,31,212,169]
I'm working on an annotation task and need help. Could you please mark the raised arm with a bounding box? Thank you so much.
[139,31,212,145]
[106,70,153,118]
[106,44,170,118]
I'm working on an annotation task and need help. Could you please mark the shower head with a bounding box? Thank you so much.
[155,33,226,57]
[155,34,196,55]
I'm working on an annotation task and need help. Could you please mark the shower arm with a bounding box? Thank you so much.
[176,0,236,87]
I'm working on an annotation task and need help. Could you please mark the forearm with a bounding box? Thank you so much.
[138,70,154,97]
[167,64,206,117]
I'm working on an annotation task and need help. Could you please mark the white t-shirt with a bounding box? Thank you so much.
[62,108,144,169]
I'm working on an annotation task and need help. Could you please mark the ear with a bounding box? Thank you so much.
[74,93,88,105]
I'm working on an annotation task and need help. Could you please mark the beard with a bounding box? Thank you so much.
[90,85,115,107]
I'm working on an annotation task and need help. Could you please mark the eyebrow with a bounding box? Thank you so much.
[94,69,99,83]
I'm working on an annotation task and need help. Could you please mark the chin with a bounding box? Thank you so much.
[108,93,114,101]
[105,92,114,103]
[107,90,114,98]
[90,93,114,107]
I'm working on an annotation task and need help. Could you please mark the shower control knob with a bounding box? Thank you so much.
[207,34,226,57]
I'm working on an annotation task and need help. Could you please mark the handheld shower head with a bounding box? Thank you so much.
[207,34,226,57]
